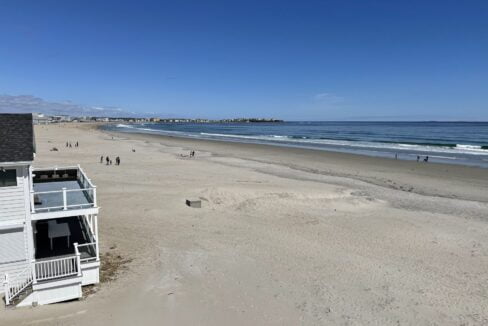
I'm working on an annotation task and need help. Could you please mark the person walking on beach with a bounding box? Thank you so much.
[76,141,79,147]
[100,155,104,163]
[69,142,72,148]
[417,155,420,162]
[395,153,398,160]
[66,141,68,147]
[424,156,429,162]
[115,156,120,165]
[106,156,110,165]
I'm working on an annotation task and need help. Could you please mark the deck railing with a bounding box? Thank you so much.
[3,244,83,305]
[33,243,81,282]
[3,266,33,306]
[34,255,79,281]
[32,188,96,212]
[77,242,98,263]
[31,165,97,213]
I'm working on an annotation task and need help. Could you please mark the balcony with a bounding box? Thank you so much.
[31,166,98,219]
[34,216,98,263]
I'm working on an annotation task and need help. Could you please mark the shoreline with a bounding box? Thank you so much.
[99,124,488,204]
[103,122,488,169]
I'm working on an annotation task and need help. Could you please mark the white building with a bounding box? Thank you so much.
[32,113,50,125]
[50,115,72,123]
[0,114,100,307]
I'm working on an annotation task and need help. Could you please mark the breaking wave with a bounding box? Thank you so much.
[108,122,488,167]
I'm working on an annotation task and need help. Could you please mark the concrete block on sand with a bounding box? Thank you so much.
[186,199,201,208]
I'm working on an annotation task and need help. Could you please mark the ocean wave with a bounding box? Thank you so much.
[388,141,457,148]
[456,144,483,150]
[114,125,488,157]
[201,133,488,155]
[200,132,257,139]
[116,123,134,128]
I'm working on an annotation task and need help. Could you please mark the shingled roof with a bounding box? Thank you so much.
[0,114,35,163]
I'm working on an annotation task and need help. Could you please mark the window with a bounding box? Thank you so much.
[0,228,26,263]
[0,169,17,187]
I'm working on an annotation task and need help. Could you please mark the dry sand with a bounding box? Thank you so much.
[1,123,488,325]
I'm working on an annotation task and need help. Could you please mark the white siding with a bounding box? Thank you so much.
[0,166,29,222]
[0,165,31,293]
[0,227,29,293]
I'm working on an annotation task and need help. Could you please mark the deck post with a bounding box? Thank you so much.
[94,214,100,261]
[30,190,35,213]
[86,214,92,233]
[4,273,10,305]
[31,259,37,284]
[89,214,94,233]
[77,165,82,182]
[92,186,97,207]
[74,243,82,276]
[62,187,67,210]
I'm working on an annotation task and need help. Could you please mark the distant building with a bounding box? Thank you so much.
[50,115,71,123]
[32,113,50,125]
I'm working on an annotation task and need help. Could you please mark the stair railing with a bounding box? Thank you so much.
[3,266,33,305]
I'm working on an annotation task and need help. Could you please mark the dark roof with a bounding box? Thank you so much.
[0,114,35,163]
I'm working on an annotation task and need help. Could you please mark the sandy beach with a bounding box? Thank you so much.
[2,122,488,325]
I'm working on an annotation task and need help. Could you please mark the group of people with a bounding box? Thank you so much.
[416,155,429,162]
[65,141,79,148]
[394,153,430,162]
[100,155,121,166]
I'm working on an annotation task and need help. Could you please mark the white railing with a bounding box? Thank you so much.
[31,188,96,213]
[78,165,97,206]
[3,244,83,305]
[78,165,96,189]
[3,267,33,306]
[33,165,96,189]
[33,244,81,282]
[31,165,97,213]
[77,242,98,263]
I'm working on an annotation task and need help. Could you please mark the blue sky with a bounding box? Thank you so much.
[0,0,487,120]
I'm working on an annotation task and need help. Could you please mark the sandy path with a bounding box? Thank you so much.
[1,123,488,325]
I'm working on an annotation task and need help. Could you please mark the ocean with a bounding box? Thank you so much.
[106,121,488,168]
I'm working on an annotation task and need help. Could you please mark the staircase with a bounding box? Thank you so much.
[4,253,83,307]
[3,266,33,306]
[6,284,33,307]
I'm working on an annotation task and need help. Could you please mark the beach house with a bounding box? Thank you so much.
[0,114,100,307]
